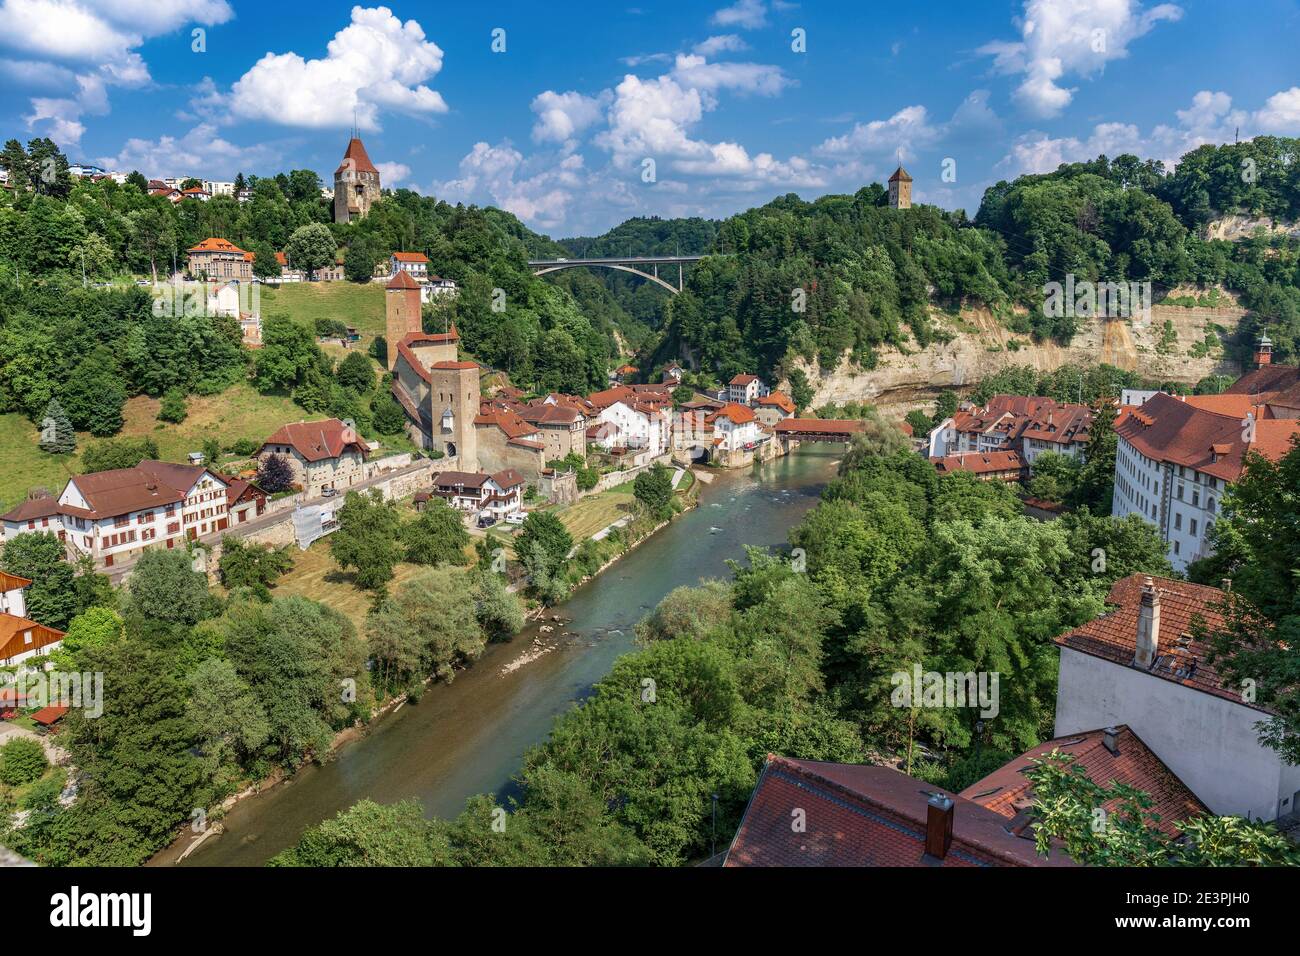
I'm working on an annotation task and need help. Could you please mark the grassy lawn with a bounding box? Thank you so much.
[268,537,427,635]
[260,281,385,340]
[548,487,637,541]
[0,414,80,510]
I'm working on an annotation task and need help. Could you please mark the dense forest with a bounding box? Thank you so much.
[653,137,1300,386]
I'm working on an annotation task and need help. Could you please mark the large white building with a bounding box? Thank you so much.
[1111,388,1299,571]
[1,461,243,568]
[1055,574,1300,823]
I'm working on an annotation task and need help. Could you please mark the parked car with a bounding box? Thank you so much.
[505,512,526,526]
[321,487,338,498]
[477,513,497,528]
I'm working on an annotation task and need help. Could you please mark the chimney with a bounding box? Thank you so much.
[1135,576,1160,668]
[1102,726,1120,756]
[1254,333,1273,369]
[925,792,954,860]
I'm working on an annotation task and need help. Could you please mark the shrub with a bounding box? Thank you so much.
[157,388,188,423]
[0,737,48,786]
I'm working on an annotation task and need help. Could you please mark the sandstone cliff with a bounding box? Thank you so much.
[796,292,1247,411]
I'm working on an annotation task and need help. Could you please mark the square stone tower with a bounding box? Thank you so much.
[384,271,423,369]
[334,137,381,224]
[888,165,913,209]
[429,360,480,468]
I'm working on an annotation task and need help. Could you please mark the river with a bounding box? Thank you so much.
[161,447,841,867]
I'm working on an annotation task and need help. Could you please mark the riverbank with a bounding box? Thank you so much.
[151,465,702,866]
[156,448,840,866]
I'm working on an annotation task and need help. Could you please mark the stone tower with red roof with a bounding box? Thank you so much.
[334,136,381,224]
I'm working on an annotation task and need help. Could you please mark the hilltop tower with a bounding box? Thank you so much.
[334,136,381,224]
[888,165,912,209]
[429,359,479,467]
[384,271,423,370]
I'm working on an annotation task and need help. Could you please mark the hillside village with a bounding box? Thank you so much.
[1,123,1300,875]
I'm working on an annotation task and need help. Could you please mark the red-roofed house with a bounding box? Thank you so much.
[1,461,232,567]
[724,756,1073,867]
[390,251,429,279]
[930,450,1025,482]
[187,237,252,281]
[927,395,1091,470]
[727,373,766,405]
[960,725,1208,838]
[1111,389,1300,570]
[258,419,369,498]
[753,391,796,425]
[431,469,524,521]
[706,403,762,460]
[473,407,547,480]
[1053,574,1300,822]
[1,609,64,667]
[593,394,669,457]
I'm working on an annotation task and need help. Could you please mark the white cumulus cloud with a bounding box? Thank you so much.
[225,5,448,130]
[0,0,233,144]
[530,90,612,144]
[979,0,1183,118]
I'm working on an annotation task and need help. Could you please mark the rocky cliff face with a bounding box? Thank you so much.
[796,293,1247,411]
[1204,214,1300,242]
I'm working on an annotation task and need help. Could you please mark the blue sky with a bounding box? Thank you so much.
[2,0,1299,237]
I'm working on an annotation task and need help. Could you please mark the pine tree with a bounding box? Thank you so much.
[38,398,76,455]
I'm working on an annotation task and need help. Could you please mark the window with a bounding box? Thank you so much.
[1174,541,1180,555]
[1174,513,1182,530]
[1190,518,1198,536]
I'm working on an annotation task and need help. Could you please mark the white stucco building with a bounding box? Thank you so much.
[0,461,241,568]
[1111,391,1299,571]
[1055,574,1300,823]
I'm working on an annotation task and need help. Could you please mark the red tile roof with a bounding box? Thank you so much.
[1224,364,1300,398]
[0,496,63,523]
[188,237,249,256]
[930,450,1025,477]
[30,705,68,726]
[708,402,757,425]
[755,391,796,414]
[391,251,429,263]
[386,270,420,290]
[729,374,759,385]
[474,408,541,442]
[1114,391,1299,482]
[261,419,369,464]
[888,165,913,183]
[774,418,866,435]
[336,137,378,176]
[724,756,1073,867]
[433,471,489,490]
[1054,574,1265,710]
[586,385,635,409]
[491,469,525,489]
[960,726,1208,838]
